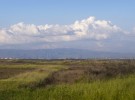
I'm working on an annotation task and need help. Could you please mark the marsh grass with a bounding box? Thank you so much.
[0,74,134,100]
[0,59,135,100]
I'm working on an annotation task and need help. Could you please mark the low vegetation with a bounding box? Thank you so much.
[0,59,135,100]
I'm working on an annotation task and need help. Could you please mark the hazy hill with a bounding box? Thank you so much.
[0,49,134,59]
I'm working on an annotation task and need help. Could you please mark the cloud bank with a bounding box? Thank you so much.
[0,16,123,44]
[1,16,135,52]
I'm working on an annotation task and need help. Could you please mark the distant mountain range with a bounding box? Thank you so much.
[0,49,135,59]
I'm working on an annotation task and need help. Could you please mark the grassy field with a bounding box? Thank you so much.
[0,59,135,100]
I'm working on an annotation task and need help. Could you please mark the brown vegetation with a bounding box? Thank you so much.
[38,60,135,87]
[0,68,34,79]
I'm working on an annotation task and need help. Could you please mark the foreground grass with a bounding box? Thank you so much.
[0,74,135,100]
[0,64,64,90]
[0,59,135,100]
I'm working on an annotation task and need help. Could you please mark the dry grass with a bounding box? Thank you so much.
[0,68,34,79]
[38,59,135,86]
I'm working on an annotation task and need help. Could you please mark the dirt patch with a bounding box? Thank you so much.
[0,68,35,79]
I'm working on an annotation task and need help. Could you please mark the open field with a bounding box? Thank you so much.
[0,59,135,100]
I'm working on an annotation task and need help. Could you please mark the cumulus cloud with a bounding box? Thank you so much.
[72,17,121,40]
[9,22,39,35]
[0,16,124,45]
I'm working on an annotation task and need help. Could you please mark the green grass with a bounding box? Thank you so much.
[0,59,135,100]
[0,74,134,100]
[0,64,65,90]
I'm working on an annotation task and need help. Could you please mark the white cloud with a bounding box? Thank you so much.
[72,17,121,40]
[0,16,124,45]
[9,22,39,35]
[0,30,10,44]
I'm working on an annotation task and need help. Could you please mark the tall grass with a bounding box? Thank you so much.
[0,59,135,100]
[0,74,135,100]
[0,64,65,90]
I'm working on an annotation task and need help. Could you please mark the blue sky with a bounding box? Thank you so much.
[0,0,135,29]
[0,0,135,52]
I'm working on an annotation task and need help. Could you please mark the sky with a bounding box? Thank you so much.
[0,0,135,53]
